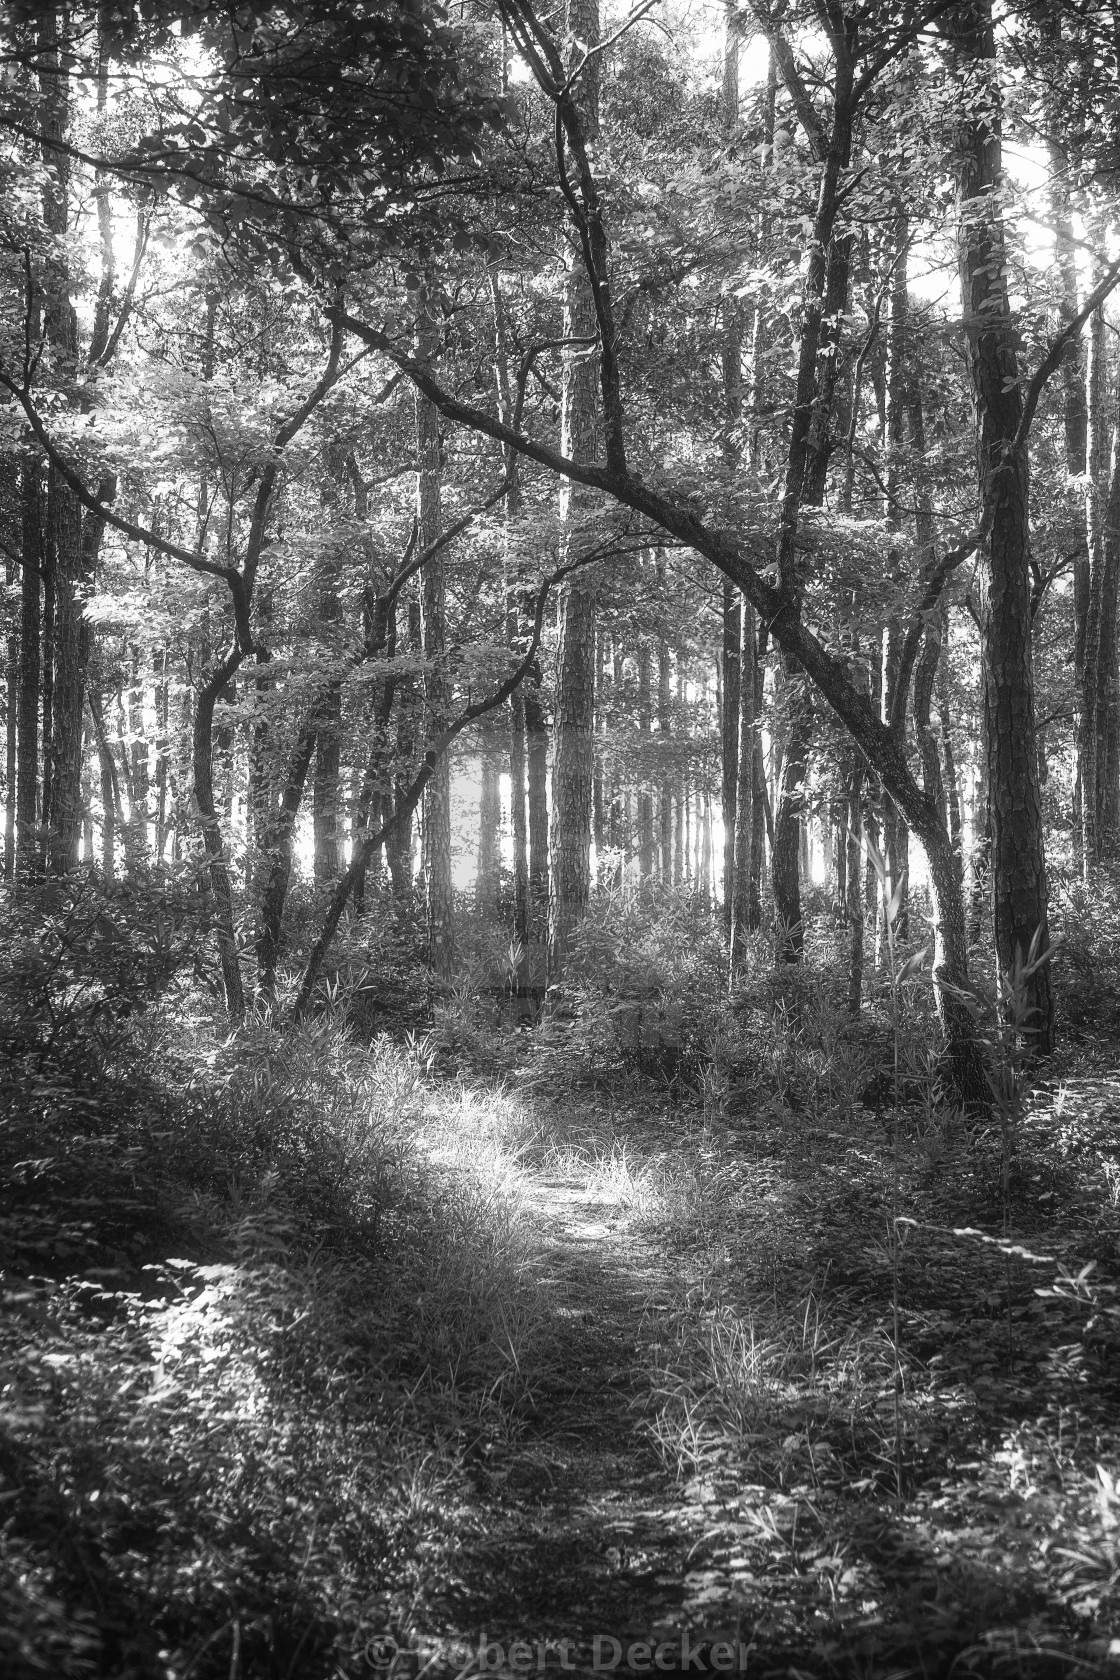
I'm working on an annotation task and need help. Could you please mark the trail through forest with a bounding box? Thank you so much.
[3,954,1120,1680]
[390,1076,1120,1680]
[436,1145,706,1657]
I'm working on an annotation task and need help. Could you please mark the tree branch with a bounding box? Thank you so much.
[890,529,985,735]
[1012,256,1120,456]
[746,4,829,161]
[0,366,258,651]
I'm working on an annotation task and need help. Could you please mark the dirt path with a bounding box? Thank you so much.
[416,1154,737,1676]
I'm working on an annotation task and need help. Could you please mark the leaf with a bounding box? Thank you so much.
[862,829,887,885]
[886,872,907,926]
[897,946,930,984]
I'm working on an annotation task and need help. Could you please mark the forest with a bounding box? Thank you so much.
[1,0,1119,1675]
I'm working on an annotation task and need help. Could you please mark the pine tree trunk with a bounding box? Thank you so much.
[16,462,41,882]
[549,0,600,962]
[509,681,530,941]
[312,562,342,888]
[969,734,991,948]
[730,598,756,975]
[951,0,1053,1055]
[36,17,91,879]
[195,654,245,1022]
[881,209,911,934]
[48,472,102,876]
[773,682,811,960]
[658,623,672,887]
[477,739,502,919]
[593,626,605,858]
[488,265,533,944]
[1049,131,1090,872]
[1097,424,1120,848]
[155,647,171,861]
[94,701,117,879]
[700,788,713,911]
[1080,305,1120,868]
[257,717,318,999]
[937,618,963,860]
[846,760,864,1015]
[674,672,685,888]
[4,548,16,880]
[720,9,742,922]
[638,641,654,877]
[525,683,549,928]
[721,588,741,924]
[127,645,149,856]
[749,661,766,929]
[416,303,454,987]
[388,596,421,895]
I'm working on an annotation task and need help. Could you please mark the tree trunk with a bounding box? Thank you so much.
[257,713,320,1000]
[127,645,149,856]
[312,578,342,887]
[1080,303,1120,869]
[937,618,963,860]
[48,474,106,876]
[1048,129,1089,872]
[721,581,741,926]
[749,656,766,929]
[4,548,15,880]
[195,652,245,1022]
[700,787,713,911]
[549,0,601,962]
[416,303,454,986]
[969,734,991,948]
[674,671,685,888]
[476,738,502,919]
[846,759,864,1015]
[488,265,533,944]
[730,597,756,975]
[155,646,171,861]
[35,16,91,879]
[773,681,811,960]
[950,0,1053,1055]
[509,681,530,941]
[16,462,40,881]
[881,209,911,934]
[92,694,118,880]
[1097,421,1120,849]
[525,682,549,926]
[593,626,605,857]
[658,620,672,887]
[637,640,654,877]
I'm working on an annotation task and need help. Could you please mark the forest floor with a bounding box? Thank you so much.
[3,987,1120,1680]
[403,1073,1120,1680]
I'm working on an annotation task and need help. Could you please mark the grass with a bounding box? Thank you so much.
[0,974,561,1680]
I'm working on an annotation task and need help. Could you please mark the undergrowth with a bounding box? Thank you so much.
[0,880,554,1680]
[4,875,1120,1678]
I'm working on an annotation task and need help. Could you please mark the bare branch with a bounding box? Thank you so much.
[565,0,664,87]
[96,209,150,368]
